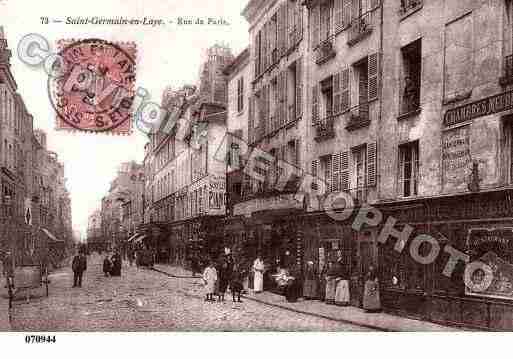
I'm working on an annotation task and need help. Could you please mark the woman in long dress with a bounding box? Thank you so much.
[252,256,265,293]
[203,261,218,302]
[334,258,350,306]
[324,261,337,304]
[303,261,318,300]
[363,265,381,312]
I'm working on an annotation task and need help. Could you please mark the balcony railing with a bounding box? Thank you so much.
[314,116,335,141]
[348,10,376,46]
[500,55,513,86]
[399,0,423,16]
[346,103,370,131]
[315,38,336,65]
[324,186,368,207]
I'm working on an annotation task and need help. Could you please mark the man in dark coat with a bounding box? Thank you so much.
[72,252,87,287]
[110,252,122,276]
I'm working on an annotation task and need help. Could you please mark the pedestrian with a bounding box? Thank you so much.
[103,254,112,277]
[217,256,232,302]
[190,254,200,277]
[127,249,135,267]
[252,255,265,293]
[363,265,381,312]
[72,251,87,288]
[110,252,122,277]
[334,256,350,306]
[303,261,318,300]
[324,260,337,304]
[230,264,244,303]
[203,260,218,302]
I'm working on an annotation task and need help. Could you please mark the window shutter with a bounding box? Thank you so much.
[276,76,282,128]
[332,152,341,192]
[277,5,284,58]
[283,1,289,53]
[334,0,344,32]
[283,70,289,124]
[367,141,377,187]
[248,96,254,143]
[340,151,350,191]
[368,52,380,101]
[295,139,300,167]
[312,84,319,125]
[295,57,303,119]
[325,156,332,193]
[340,68,350,112]
[333,72,341,114]
[288,0,294,49]
[343,0,352,27]
[262,22,268,70]
[262,84,268,137]
[311,5,320,49]
[311,159,319,190]
[297,2,303,43]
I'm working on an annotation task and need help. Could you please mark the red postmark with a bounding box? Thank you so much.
[49,39,136,134]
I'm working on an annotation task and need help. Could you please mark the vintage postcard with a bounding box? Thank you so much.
[0,0,512,354]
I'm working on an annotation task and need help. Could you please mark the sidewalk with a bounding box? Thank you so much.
[153,263,459,332]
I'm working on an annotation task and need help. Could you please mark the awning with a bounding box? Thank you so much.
[41,228,64,243]
[128,233,147,244]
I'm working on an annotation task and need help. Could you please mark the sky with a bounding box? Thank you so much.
[0,0,249,237]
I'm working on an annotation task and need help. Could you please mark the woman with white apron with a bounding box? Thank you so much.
[252,256,265,293]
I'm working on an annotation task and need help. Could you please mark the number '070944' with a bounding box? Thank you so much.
[25,335,56,344]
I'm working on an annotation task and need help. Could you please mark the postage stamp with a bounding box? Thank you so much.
[49,38,136,134]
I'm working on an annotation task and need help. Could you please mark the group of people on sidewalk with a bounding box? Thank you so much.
[303,255,381,312]
[234,253,381,313]
[202,250,246,303]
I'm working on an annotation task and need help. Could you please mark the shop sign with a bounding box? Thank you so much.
[442,125,471,191]
[233,193,303,216]
[466,227,513,300]
[208,175,226,211]
[444,89,513,127]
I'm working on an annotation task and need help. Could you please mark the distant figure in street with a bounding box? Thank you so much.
[230,264,244,303]
[303,261,318,300]
[110,252,122,277]
[252,256,265,293]
[72,251,87,288]
[190,254,200,277]
[203,260,218,302]
[103,255,112,277]
[363,265,381,312]
[324,260,336,304]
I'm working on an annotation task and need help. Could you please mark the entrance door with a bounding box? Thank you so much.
[352,231,376,307]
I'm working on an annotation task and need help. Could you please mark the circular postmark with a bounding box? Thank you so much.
[48,38,136,133]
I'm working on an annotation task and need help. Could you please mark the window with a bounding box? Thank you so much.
[320,76,334,119]
[321,154,333,193]
[237,77,244,113]
[400,39,421,115]
[320,1,332,43]
[506,119,513,183]
[399,141,419,197]
[353,145,367,203]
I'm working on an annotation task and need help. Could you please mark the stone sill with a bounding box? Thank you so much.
[397,107,421,121]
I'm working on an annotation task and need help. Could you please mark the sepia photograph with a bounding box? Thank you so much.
[0,0,512,355]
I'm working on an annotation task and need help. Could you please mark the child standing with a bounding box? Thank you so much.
[203,260,218,302]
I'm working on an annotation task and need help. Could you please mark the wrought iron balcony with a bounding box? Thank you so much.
[314,116,335,141]
[348,10,375,46]
[315,38,336,65]
[399,0,423,16]
[500,54,513,86]
[346,103,370,131]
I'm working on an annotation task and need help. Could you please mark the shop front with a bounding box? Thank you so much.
[301,210,378,306]
[377,188,513,330]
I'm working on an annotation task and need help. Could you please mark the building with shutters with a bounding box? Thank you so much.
[368,0,513,330]
[139,44,233,265]
[301,0,383,307]
[221,0,309,292]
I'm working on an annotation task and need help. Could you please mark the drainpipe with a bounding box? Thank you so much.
[377,0,385,202]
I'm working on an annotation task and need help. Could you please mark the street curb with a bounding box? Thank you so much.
[151,267,388,332]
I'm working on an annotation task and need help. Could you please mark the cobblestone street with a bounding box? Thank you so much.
[0,255,374,331]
